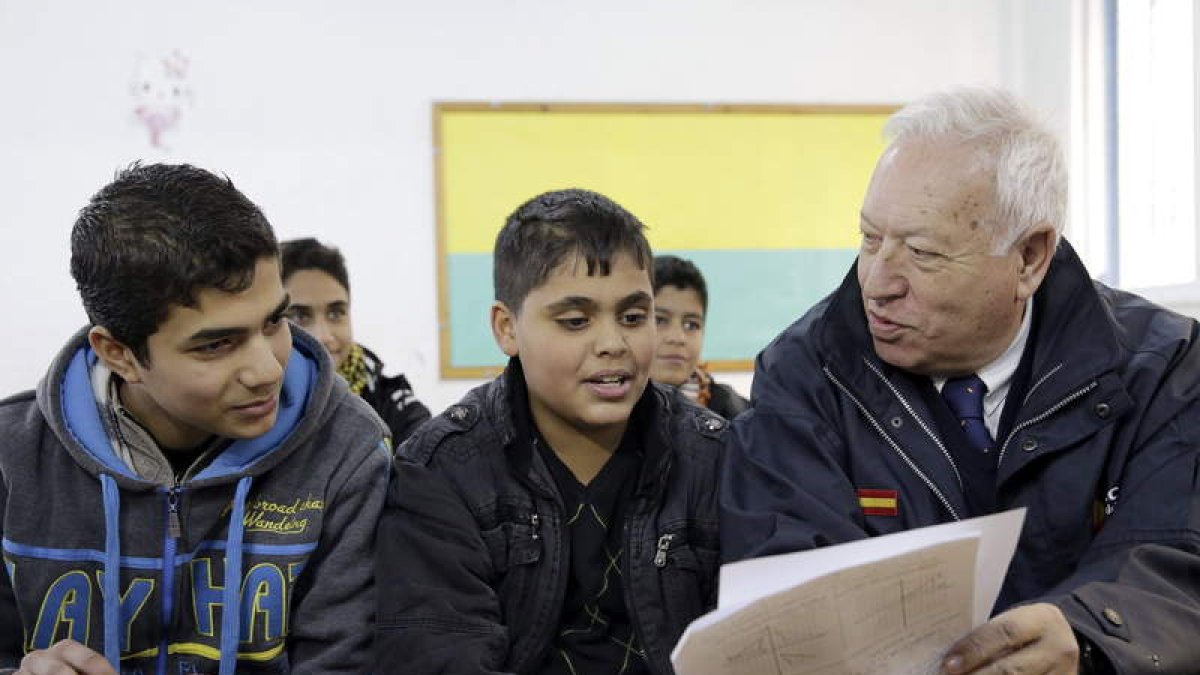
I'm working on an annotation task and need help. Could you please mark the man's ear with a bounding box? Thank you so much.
[490,301,519,358]
[1014,224,1058,301]
[88,326,145,383]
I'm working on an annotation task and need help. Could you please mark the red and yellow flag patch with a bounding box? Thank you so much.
[857,488,899,517]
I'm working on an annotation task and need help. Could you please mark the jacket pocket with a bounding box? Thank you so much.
[655,531,719,625]
[480,517,542,571]
[480,515,543,626]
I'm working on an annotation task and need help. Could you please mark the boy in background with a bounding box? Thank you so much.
[280,237,432,445]
[375,189,725,674]
[0,164,388,675]
[650,255,749,421]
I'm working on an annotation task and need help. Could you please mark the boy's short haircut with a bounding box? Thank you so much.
[493,188,653,313]
[280,237,351,293]
[653,255,708,312]
[70,162,277,363]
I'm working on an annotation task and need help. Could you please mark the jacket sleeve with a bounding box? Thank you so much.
[374,457,513,674]
[1042,398,1200,673]
[286,440,389,674]
[720,351,870,563]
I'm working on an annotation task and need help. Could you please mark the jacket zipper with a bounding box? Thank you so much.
[158,485,183,673]
[997,381,1098,467]
[824,365,961,521]
[862,358,964,490]
[620,508,660,674]
[652,533,675,568]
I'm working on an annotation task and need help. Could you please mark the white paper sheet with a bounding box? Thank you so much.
[671,509,1026,675]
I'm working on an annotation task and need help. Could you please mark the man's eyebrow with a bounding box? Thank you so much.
[860,213,878,228]
[546,296,598,314]
[268,295,291,320]
[616,291,653,312]
[187,295,291,343]
[187,326,247,343]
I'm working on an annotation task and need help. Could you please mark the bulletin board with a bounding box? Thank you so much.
[435,103,894,379]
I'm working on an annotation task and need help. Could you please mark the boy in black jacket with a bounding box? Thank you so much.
[375,189,725,674]
[279,237,432,445]
[650,255,749,421]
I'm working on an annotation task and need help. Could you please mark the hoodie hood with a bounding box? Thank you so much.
[36,326,338,488]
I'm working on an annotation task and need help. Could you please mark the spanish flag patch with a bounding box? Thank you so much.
[857,488,899,516]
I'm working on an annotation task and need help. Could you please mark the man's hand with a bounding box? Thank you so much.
[941,603,1079,674]
[16,639,117,675]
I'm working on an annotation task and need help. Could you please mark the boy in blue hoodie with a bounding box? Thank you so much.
[0,164,389,674]
[374,189,725,674]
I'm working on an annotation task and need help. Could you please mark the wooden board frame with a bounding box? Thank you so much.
[434,102,897,379]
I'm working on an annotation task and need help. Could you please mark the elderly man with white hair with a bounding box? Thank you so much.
[721,87,1200,673]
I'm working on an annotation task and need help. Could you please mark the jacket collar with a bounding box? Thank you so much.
[496,358,673,499]
[814,240,1132,495]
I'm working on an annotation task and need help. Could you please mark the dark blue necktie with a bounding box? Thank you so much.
[942,374,995,453]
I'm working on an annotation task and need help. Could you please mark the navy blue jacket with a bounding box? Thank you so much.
[375,366,726,674]
[722,241,1200,672]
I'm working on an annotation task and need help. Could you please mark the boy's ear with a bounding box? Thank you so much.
[88,326,145,383]
[490,301,519,358]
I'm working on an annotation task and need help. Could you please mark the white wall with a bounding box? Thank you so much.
[0,0,1071,413]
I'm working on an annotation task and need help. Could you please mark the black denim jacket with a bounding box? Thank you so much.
[375,365,726,674]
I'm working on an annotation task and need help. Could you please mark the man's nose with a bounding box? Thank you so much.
[240,334,285,390]
[309,320,338,354]
[860,247,907,304]
[663,322,686,345]
[595,317,630,357]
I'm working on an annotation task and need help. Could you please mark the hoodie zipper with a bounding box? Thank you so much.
[158,485,183,672]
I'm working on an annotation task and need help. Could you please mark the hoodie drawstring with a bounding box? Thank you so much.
[99,474,254,673]
[100,474,121,669]
[218,476,253,675]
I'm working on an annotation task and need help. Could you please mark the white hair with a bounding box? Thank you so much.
[884,87,1066,253]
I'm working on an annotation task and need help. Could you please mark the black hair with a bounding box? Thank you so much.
[70,162,278,363]
[653,255,708,313]
[280,238,351,293]
[493,188,653,313]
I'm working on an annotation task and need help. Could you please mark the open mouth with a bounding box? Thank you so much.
[867,311,907,340]
[586,372,634,400]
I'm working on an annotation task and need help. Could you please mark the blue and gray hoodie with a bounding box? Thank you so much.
[0,327,390,674]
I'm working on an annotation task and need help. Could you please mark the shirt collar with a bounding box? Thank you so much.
[976,298,1033,402]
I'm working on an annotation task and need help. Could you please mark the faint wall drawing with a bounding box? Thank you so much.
[130,50,193,149]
